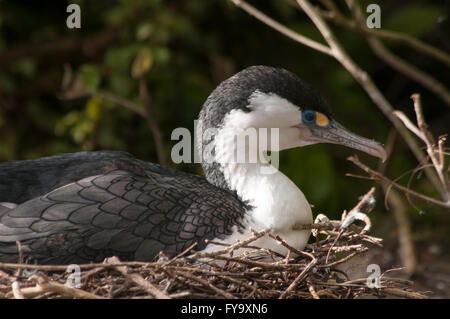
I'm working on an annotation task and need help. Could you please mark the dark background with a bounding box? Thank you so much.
[0,0,449,295]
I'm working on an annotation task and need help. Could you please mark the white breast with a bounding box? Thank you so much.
[202,162,312,255]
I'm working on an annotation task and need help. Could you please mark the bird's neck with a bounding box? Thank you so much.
[208,130,313,231]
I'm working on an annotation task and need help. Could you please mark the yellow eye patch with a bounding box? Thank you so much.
[302,110,330,126]
[316,112,329,127]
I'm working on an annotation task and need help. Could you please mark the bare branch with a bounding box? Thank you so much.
[139,77,169,166]
[315,0,450,67]
[230,0,333,56]
[345,0,450,106]
[348,155,450,208]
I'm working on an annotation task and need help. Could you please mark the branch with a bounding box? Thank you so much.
[378,129,417,275]
[59,65,169,166]
[24,274,106,299]
[230,0,332,56]
[0,29,117,67]
[105,256,170,299]
[347,155,450,209]
[139,77,169,166]
[345,0,450,106]
[394,94,449,200]
[315,0,450,67]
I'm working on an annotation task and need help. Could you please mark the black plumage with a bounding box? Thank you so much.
[0,151,246,264]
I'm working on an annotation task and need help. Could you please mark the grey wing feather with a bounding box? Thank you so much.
[0,169,246,264]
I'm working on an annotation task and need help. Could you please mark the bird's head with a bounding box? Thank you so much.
[197,65,386,164]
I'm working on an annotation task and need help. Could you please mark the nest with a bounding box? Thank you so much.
[0,227,429,299]
[0,188,430,299]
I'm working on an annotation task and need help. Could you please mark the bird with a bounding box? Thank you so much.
[0,65,386,264]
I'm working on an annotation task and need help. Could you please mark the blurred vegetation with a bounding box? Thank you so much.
[0,1,449,253]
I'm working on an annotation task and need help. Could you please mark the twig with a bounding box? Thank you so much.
[348,155,450,208]
[307,281,320,299]
[313,0,450,66]
[378,129,417,275]
[93,90,146,117]
[11,241,24,299]
[59,64,169,166]
[344,0,450,106]
[105,256,170,299]
[410,94,449,198]
[163,242,198,267]
[0,261,158,272]
[11,281,24,299]
[317,247,369,268]
[229,0,332,56]
[138,77,169,166]
[189,229,269,259]
[279,254,317,299]
[28,274,106,299]
[382,287,430,299]
[178,271,237,299]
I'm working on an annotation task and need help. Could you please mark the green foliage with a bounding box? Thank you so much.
[81,64,101,91]
[384,4,441,38]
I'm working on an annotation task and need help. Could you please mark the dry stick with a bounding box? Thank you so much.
[217,276,259,298]
[348,155,450,209]
[382,287,430,299]
[162,242,198,267]
[28,275,106,299]
[314,0,450,66]
[317,247,369,268]
[230,0,332,56]
[319,0,450,103]
[0,261,159,272]
[367,38,450,106]
[339,0,450,106]
[410,94,449,197]
[279,256,317,299]
[307,280,320,299]
[139,77,169,166]
[11,241,24,299]
[189,229,269,259]
[105,256,170,299]
[325,229,344,265]
[197,254,299,270]
[379,129,417,275]
[322,187,374,264]
[268,233,316,261]
[93,90,146,117]
[11,281,24,299]
[178,271,237,299]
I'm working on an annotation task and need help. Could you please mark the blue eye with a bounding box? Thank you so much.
[302,110,316,124]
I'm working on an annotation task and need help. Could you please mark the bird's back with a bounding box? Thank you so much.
[0,151,246,264]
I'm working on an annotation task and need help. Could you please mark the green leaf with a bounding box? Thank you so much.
[131,47,153,79]
[12,58,35,78]
[136,23,154,41]
[80,64,101,91]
